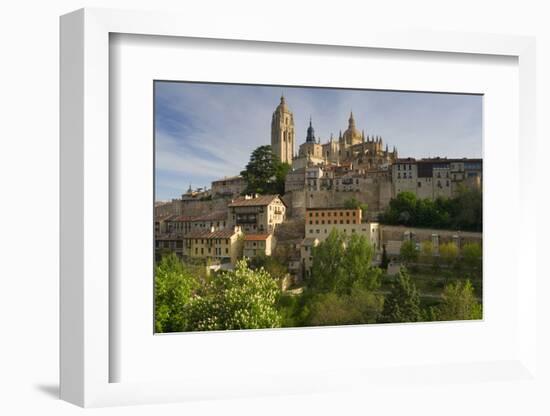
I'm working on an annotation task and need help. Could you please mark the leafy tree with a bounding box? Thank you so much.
[344,197,369,217]
[248,253,288,281]
[420,240,434,265]
[240,145,290,195]
[435,280,482,321]
[462,242,482,275]
[439,242,459,268]
[378,268,422,323]
[310,230,381,294]
[155,253,199,333]
[399,240,418,266]
[307,283,383,326]
[379,189,482,232]
[185,260,282,331]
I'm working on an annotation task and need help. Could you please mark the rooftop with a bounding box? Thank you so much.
[228,194,285,208]
[184,228,240,239]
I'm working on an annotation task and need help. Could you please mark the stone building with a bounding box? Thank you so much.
[228,194,286,234]
[243,234,276,258]
[155,233,184,261]
[392,157,482,199]
[183,226,244,265]
[211,175,246,199]
[271,95,295,165]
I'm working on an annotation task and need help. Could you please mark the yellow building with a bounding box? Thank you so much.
[304,207,380,249]
[243,234,276,258]
[183,226,243,265]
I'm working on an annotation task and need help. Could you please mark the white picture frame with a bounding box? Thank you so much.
[60,7,538,408]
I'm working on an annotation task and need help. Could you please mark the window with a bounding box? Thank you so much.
[309,220,312,225]
[316,229,320,234]
[340,220,344,224]
[225,248,228,254]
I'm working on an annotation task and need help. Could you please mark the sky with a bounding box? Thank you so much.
[155,81,482,201]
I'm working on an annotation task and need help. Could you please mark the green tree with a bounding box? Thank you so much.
[310,230,380,294]
[307,284,383,326]
[155,253,199,333]
[248,252,288,281]
[439,242,459,268]
[185,260,282,331]
[436,280,482,321]
[462,242,482,275]
[420,240,434,265]
[399,240,418,266]
[240,145,290,195]
[378,268,422,323]
[344,197,369,217]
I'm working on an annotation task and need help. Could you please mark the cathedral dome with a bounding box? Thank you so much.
[342,112,362,145]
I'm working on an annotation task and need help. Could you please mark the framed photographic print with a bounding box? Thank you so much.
[60,7,539,408]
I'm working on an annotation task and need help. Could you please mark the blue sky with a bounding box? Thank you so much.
[155,81,482,201]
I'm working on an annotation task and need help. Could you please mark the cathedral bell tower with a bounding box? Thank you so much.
[271,95,295,164]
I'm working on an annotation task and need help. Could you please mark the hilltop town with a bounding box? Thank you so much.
[155,95,482,288]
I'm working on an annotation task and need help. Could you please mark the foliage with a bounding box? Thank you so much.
[344,197,368,216]
[310,230,381,294]
[306,283,383,326]
[379,187,482,232]
[248,253,288,281]
[420,240,434,258]
[434,280,482,321]
[154,253,199,333]
[462,242,482,275]
[240,145,290,195]
[378,268,422,323]
[399,240,418,266]
[184,260,282,331]
[439,242,459,268]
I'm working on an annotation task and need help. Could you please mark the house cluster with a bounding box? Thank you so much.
[155,194,286,265]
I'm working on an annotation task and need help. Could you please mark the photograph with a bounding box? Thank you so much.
[154,81,483,333]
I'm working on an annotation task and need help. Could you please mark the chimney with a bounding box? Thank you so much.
[210,226,215,233]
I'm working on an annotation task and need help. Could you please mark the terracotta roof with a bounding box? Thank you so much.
[164,211,227,223]
[155,233,183,240]
[192,211,227,222]
[183,228,240,239]
[228,194,285,208]
[244,234,271,241]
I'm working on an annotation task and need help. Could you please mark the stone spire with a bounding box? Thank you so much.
[348,111,356,129]
[306,117,316,143]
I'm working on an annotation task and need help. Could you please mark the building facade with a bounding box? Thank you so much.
[304,207,380,249]
[392,157,482,199]
[243,234,276,258]
[183,226,244,265]
[211,176,246,198]
[228,194,286,234]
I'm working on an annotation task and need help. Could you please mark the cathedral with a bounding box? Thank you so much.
[271,96,398,171]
